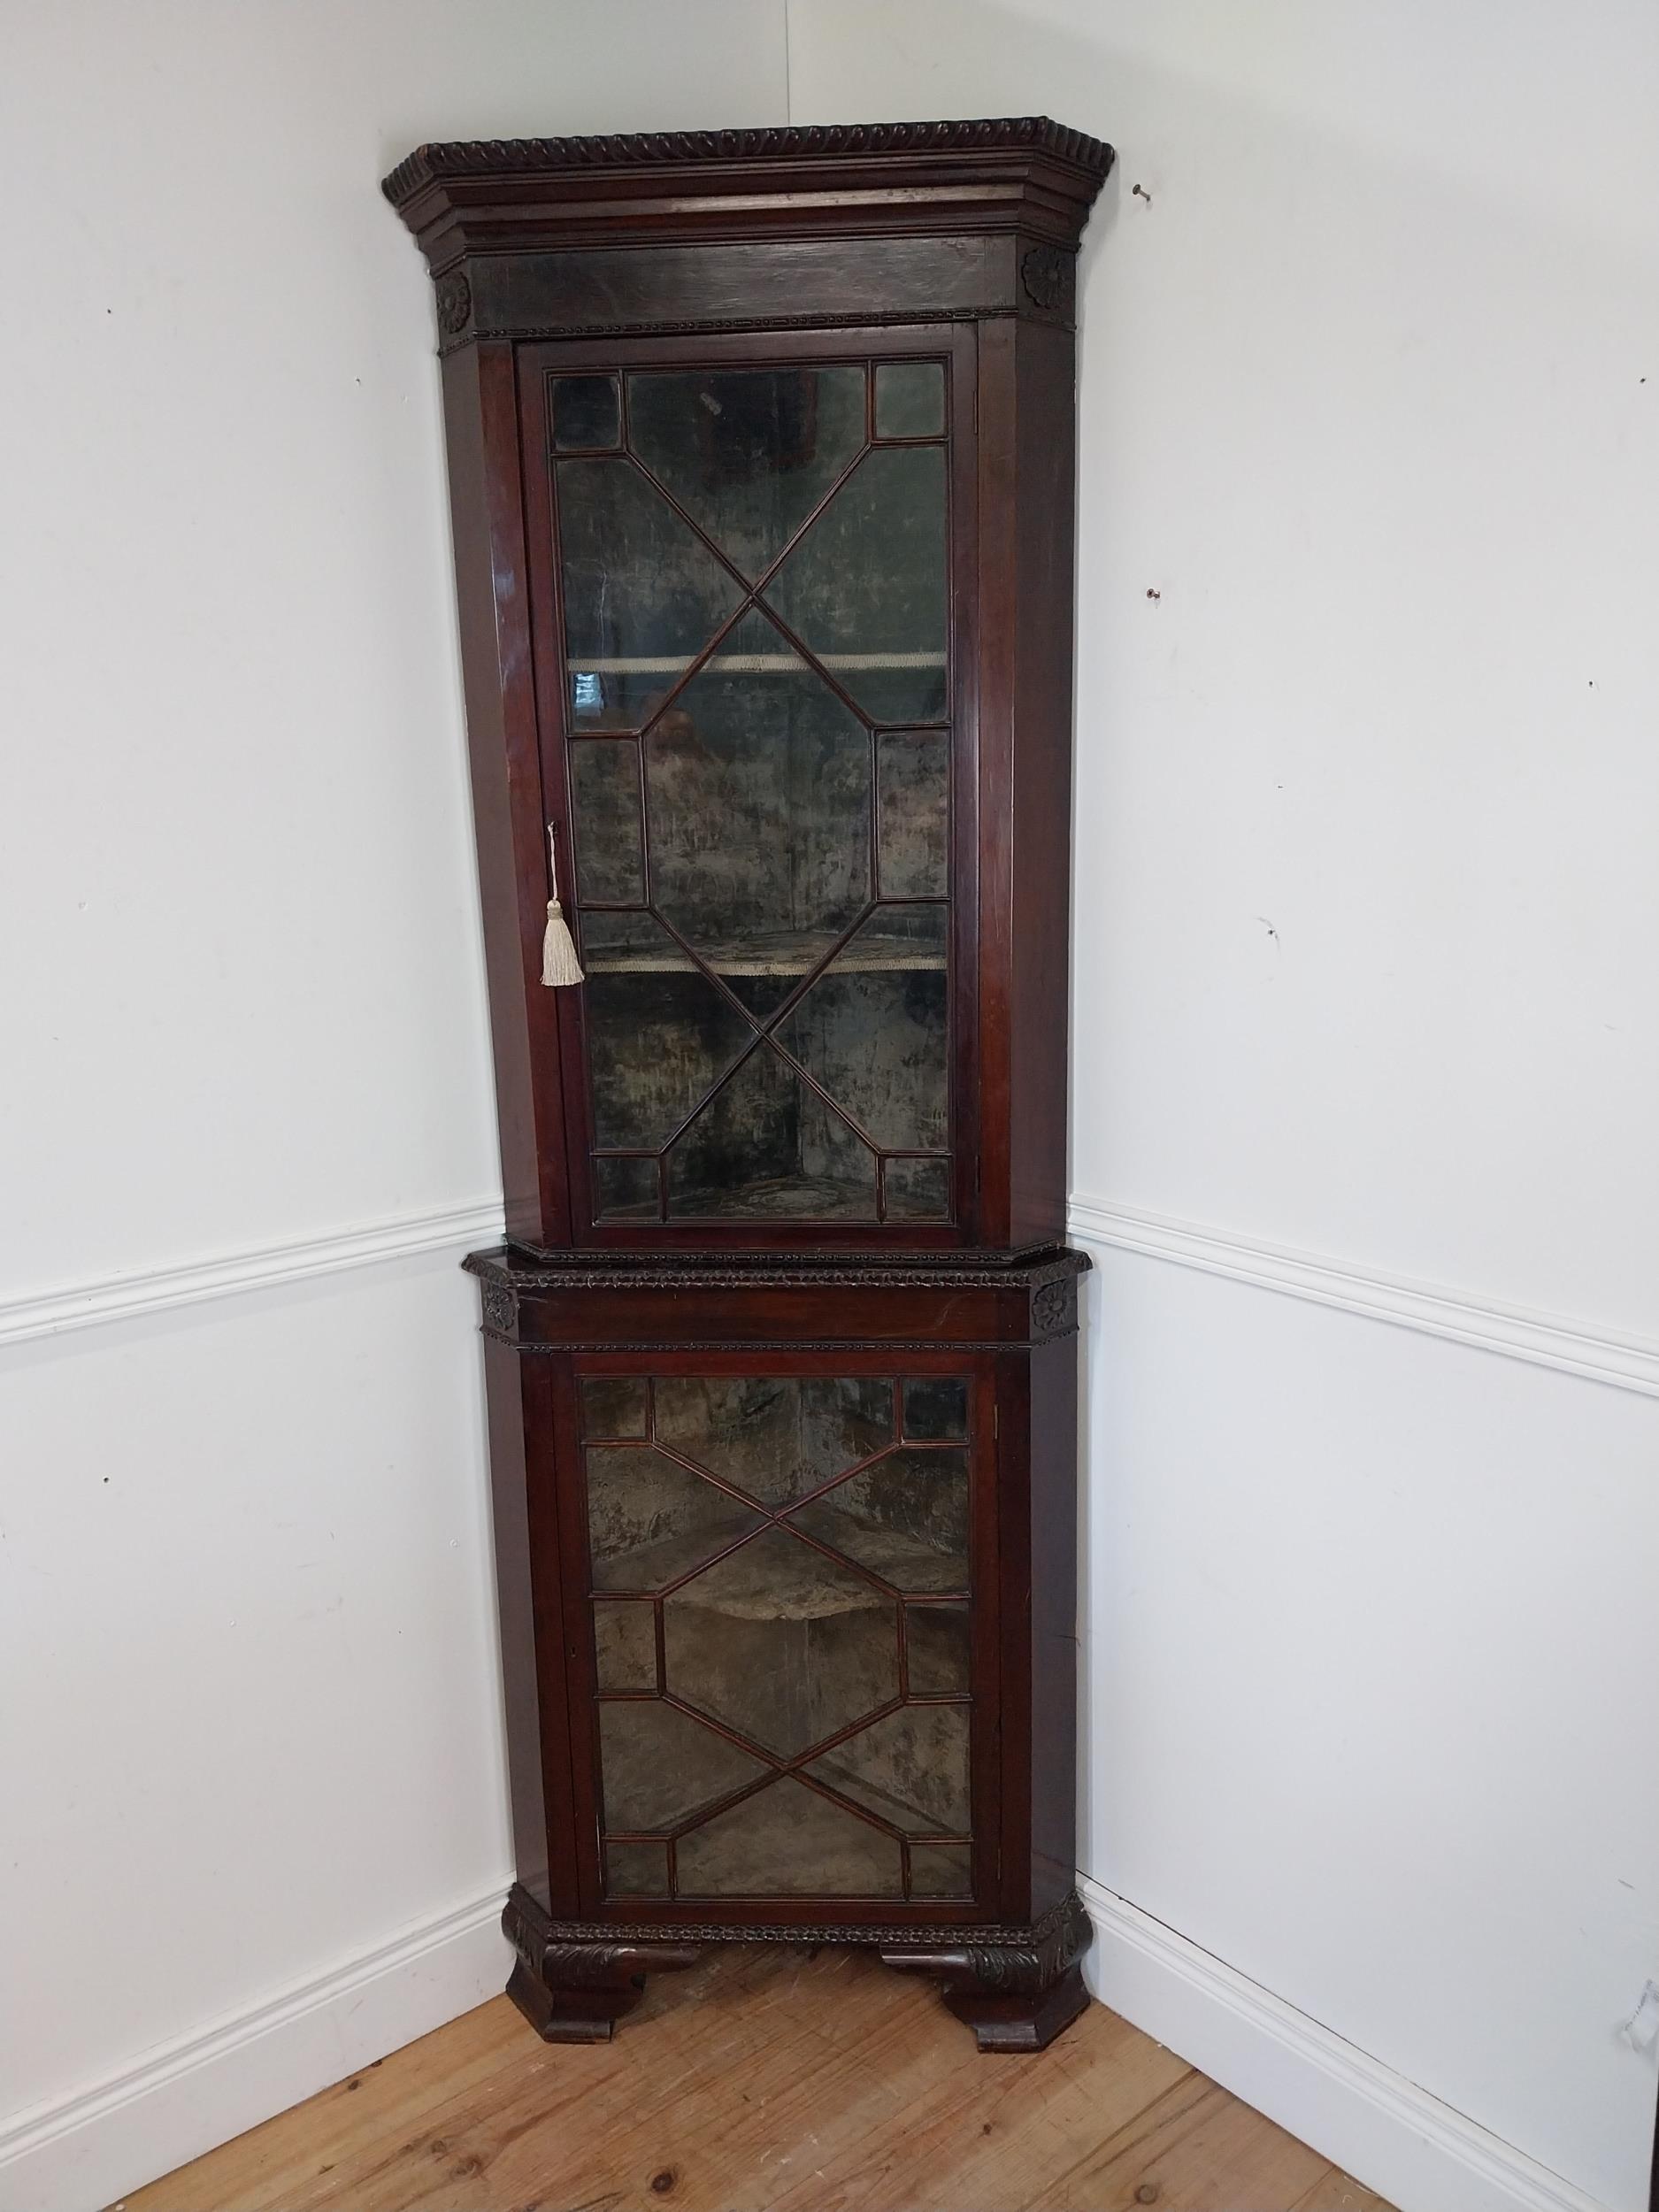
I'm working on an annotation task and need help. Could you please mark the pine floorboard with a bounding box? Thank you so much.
[117,1945,1398,2212]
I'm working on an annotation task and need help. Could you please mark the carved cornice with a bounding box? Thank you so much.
[384,115,1112,299]
[383,118,1113,211]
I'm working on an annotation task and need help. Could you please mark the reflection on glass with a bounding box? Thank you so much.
[594,1598,657,1691]
[910,1842,972,1900]
[593,1155,659,1220]
[643,604,871,1012]
[789,1447,970,1592]
[628,366,866,580]
[558,458,743,729]
[874,361,945,441]
[665,1045,879,1221]
[664,1527,898,1756]
[581,914,755,1151]
[552,374,621,451]
[597,1701,765,1831]
[570,741,645,903]
[587,1371,977,1902]
[877,733,949,898]
[902,1378,968,1441]
[884,1157,950,1221]
[907,1601,971,1696]
[677,1777,903,1897]
[764,446,948,722]
[605,1839,670,1897]
[808,1705,970,1834]
[653,1376,890,1504]
[585,1443,758,1590]
[580,1377,650,1439]
[778,906,949,1156]
[551,361,958,1228]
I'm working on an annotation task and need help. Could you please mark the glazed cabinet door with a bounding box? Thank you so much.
[551,1349,1001,1920]
[519,328,979,1249]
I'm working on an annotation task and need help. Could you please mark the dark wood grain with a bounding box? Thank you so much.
[388,117,1108,2049]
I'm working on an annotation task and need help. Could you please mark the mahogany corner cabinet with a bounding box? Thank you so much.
[384,118,1113,2053]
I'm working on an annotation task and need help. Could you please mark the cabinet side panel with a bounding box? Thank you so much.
[440,342,568,1244]
[482,1333,550,1908]
[1027,1327,1081,1916]
[1009,316,1078,1248]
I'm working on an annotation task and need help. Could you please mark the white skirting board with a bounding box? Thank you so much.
[1079,1878,1613,2212]
[2,1876,1611,2212]
[0,1884,514,2212]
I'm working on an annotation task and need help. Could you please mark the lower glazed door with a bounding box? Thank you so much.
[555,1350,1000,1919]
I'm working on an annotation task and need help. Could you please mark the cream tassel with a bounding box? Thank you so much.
[541,824,584,987]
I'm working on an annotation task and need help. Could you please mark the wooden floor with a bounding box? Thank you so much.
[119,1947,1396,2212]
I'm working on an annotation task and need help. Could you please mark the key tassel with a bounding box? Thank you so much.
[541,826,584,987]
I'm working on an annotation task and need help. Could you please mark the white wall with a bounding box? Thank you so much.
[787,4,1659,2208]
[0,7,785,2206]
[5,5,1657,2210]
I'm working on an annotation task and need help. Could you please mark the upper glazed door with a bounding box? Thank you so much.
[522,328,979,1249]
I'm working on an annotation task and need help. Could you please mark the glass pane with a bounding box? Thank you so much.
[885,1156,950,1221]
[580,913,756,1150]
[594,1598,657,1691]
[580,1377,649,1439]
[677,1776,902,1897]
[806,1706,969,1834]
[552,373,620,451]
[789,1447,970,1593]
[877,733,949,898]
[557,458,744,730]
[569,741,645,903]
[586,1443,759,1591]
[652,1376,890,1506]
[628,366,867,581]
[664,1526,898,1755]
[764,445,948,722]
[874,361,945,440]
[593,1155,659,1221]
[777,906,949,1154]
[605,1839,670,1897]
[643,605,872,1017]
[597,1701,766,1832]
[902,1378,968,1441]
[907,1601,971,1695]
[664,1044,879,1220]
[910,1842,972,1900]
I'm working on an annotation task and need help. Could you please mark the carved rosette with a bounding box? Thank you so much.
[1031,1273,1079,1341]
[479,1279,517,1338]
[1019,242,1073,319]
[434,267,472,342]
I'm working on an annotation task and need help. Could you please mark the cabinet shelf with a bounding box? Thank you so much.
[585,927,946,979]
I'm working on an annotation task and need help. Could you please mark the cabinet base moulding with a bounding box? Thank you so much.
[502,1883,1094,2052]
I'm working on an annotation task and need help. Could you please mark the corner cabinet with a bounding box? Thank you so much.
[385,118,1112,2052]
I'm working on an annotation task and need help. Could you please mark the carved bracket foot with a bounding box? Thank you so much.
[879,1892,1094,2053]
[503,1887,699,2044]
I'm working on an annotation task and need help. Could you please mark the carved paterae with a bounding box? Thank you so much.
[434,268,472,336]
[1031,1273,1079,1340]
[1019,243,1070,312]
[479,1280,517,1337]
